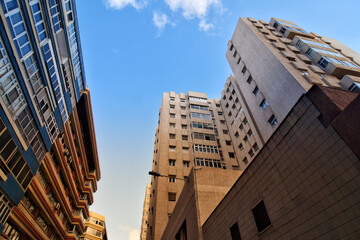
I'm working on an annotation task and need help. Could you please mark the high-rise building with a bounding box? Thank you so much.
[80,211,107,240]
[140,184,151,240]
[143,16,360,240]
[222,17,360,170]
[0,0,101,238]
[147,91,238,239]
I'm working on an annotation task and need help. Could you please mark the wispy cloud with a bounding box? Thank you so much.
[117,225,140,240]
[153,11,174,36]
[164,0,224,31]
[105,0,147,10]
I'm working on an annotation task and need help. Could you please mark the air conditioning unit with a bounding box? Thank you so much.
[54,202,60,210]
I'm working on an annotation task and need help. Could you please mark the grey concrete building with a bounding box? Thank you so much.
[222,17,360,171]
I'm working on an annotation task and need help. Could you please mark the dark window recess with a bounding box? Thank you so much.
[230,222,242,240]
[252,200,271,233]
[176,220,187,240]
[168,192,176,202]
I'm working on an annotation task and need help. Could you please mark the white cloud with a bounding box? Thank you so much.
[199,19,214,31]
[117,225,140,240]
[105,0,147,10]
[164,0,223,31]
[153,12,170,30]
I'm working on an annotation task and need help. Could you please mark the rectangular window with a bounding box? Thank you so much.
[223,130,228,134]
[169,134,176,139]
[260,99,268,110]
[183,161,190,167]
[169,159,176,166]
[238,143,243,150]
[194,158,223,168]
[193,144,219,154]
[246,76,252,84]
[239,124,244,130]
[169,176,176,183]
[235,131,239,138]
[247,129,252,136]
[188,97,207,103]
[170,113,175,118]
[191,121,213,130]
[182,135,188,140]
[181,124,187,129]
[253,86,259,96]
[243,136,248,142]
[253,143,259,152]
[242,66,247,74]
[229,152,235,158]
[192,133,216,141]
[268,115,278,127]
[181,115,186,119]
[252,200,271,232]
[233,50,237,58]
[230,222,242,240]
[243,157,248,164]
[168,193,176,201]
[190,104,209,111]
[225,140,232,146]
[317,57,329,69]
[170,123,175,128]
[170,97,175,101]
[190,112,211,120]
[249,149,254,157]
[170,105,175,109]
[169,146,176,152]
[243,117,248,124]
[182,147,189,153]
[217,112,223,116]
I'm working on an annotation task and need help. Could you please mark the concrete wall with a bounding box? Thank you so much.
[203,94,360,239]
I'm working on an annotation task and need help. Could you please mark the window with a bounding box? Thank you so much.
[223,130,228,134]
[243,157,248,164]
[300,70,309,76]
[168,193,176,201]
[273,21,279,28]
[190,104,209,111]
[182,135,188,140]
[170,105,175,109]
[252,200,271,232]
[239,124,244,130]
[216,104,220,108]
[170,113,175,118]
[225,140,232,146]
[180,98,185,102]
[242,66,247,74]
[246,76,252,84]
[169,145,176,151]
[192,132,216,141]
[191,121,213,130]
[229,152,235,158]
[169,134,176,139]
[348,82,360,93]
[243,136,248,142]
[232,166,239,170]
[170,97,175,101]
[235,98,239,103]
[193,144,219,154]
[230,44,234,51]
[190,112,211,120]
[189,97,207,102]
[194,158,223,168]
[181,106,186,110]
[253,86,259,96]
[182,147,189,153]
[228,111,232,117]
[260,99,268,110]
[238,143,244,150]
[218,112,223,116]
[169,176,176,183]
[181,115,186,119]
[181,124,187,129]
[295,39,304,49]
[170,123,175,128]
[169,159,176,166]
[183,161,190,167]
[233,50,237,58]
[230,222,242,240]
[175,220,187,240]
[306,48,314,59]
[268,115,278,127]
[253,143,259,152]
[280,26,286,34]
[220,120,226,125]
[235,131,239,138]
[232,104,236,109]
[225,103,229,108]
[249,149,254,157]
[243,117,248,124]
[247,129,252,136]
[318,57,329,69]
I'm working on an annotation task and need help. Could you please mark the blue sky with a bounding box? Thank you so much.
[75,0,360,239]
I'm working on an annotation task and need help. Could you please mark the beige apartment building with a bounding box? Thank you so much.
[80,211,107,240]
[222,17,360,171]
[145,91,239,239]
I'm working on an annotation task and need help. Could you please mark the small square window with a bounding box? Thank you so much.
[243,117,248,124]
[183,161,190,167]
[169,134,176,139]
[225,103,229,108]
[230,222,242,240]
[220,120,226,125]
[239,124,244,130]
[228,111,232,117]
[169,145,176,151]
[180,98,185,102]
[249,149,254,157]
[235,131,239,138]
[232,166,239,171]
[243,136,248,142]
[232,104,236,109]
[182,147,189,153]
[181,106,186,110]
[218,112,223,116]
[252,200,271,232]
[181,124,187,129]
[170,105,175,109]
[170,123,175,128]
[170,113,175,118]
[268,115,277,127]
[238,143,243,150]
[247,129,252,136]
[235,98,239,103]
[223,130,228,134]
[168,192,176,201]
[260,99,268,110]
[216,104,220,108]
[253,143,259,152]
[225,140,232,146]
[170,97,175,101]
[229,152,235,158]
[181,115,186,119]
[182,135,188,140]
[243,157,248,164]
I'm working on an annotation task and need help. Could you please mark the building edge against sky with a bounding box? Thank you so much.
[0,0,104,239]
[141,16,360,240]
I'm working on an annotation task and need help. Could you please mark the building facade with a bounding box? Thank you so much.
[140,184,151,240]
[80,211,107,240]
[203,85,360,240]
[0,0,101,239]
[146,91,239,240]
[222,17,360,171]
